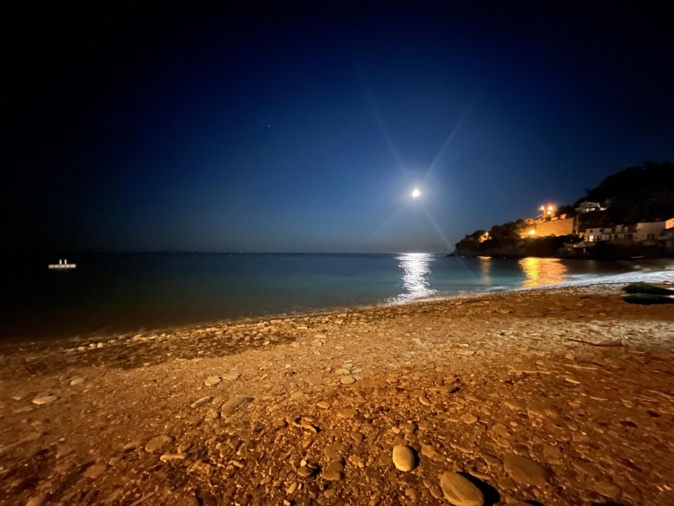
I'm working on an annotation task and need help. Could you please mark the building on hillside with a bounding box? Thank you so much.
[660,228,674,251]
[576,201,605,213]
[519,205,575,238]
[585,219,674,245]
[521,217,575,238]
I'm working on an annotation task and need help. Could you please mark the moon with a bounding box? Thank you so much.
[411,188,421,198]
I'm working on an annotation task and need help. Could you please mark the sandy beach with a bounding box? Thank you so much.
[1,280,673,505]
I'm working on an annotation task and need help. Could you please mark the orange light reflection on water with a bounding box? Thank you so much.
[478,256,491,282]
[519,257,567,288]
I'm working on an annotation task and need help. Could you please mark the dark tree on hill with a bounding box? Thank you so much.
[575,161,674,224]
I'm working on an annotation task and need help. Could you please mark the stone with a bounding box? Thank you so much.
[178,496,200,506]
[69,377,85,386]
[572,460,601,477]
[297,465,316,478]
[337,408,358,419]
[503,455,547,485]
[32,395,58,405]
[340,376,356,385]
[322,461,344,481]
[316,401,330,409]
[421,444,439,460]
[221,396,253,417]
[419,395,432,406]
[25,494,48,506]
[223,371,241,381]
[160,453,187,462]
[439,471,485,506]
[204,376,221,387]
[324,442,346,460]
[82,462,108,479]
[405,487,418,500]
[527,401,559,419]
[191,396,212,409]
[392,445,417,472]
[462,413,479,424]
[145,435,174,453]
[504,399,525,411]
[348,454,366,468]
[593,480,621,498]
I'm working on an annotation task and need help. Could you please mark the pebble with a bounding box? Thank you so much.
[462,413,479,424]
[322,461,344,481]
[82,462,108,479]
[204,376,221,386]
[222,371,241,381]
[337,408,358,419]
[297,466,316,478]
[527,401,559,419]
[221,396,253,417]
[190,396,212,409]
[160,453,187,462]
[504,399,525,411]
[179,496,201,506]
[404,487,418,500]
[25,495,48,506]
[392,445,417,472]
[324,442,346,460]
[572,460,601,477]
[421,444,439,460]
[32,395,58,405]
[69,377,85,386]
[418,395,432,406]
[593,480,621,498]
[439,471,485,506]
[503,455,547,485]
[340,376,356,385]
[316,401,330,409]
[145,435,174,453]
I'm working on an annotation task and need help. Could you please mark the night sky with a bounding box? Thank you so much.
[4,2,673,253]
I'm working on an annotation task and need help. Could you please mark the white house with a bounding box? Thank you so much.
[576,201,605,213]
[584,219,673,244]
[634,220,669,243]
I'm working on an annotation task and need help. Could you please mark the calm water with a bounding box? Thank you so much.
[1,253,632,340]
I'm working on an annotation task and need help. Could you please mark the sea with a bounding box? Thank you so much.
[0,253,658,341]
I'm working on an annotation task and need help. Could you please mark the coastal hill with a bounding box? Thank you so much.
[453,161,674,259]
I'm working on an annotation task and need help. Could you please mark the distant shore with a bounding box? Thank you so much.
[1,279,673,505]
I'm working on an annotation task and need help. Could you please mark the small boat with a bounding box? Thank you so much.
[48,259,76,270]
[622,282,674,295]
[624,293,674,305]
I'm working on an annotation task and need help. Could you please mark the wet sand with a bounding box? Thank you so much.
[1,282,673,505]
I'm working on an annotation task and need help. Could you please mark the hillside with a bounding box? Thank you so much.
[453,161,674,259]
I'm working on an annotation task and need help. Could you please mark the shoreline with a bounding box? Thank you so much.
[3,262,672,347]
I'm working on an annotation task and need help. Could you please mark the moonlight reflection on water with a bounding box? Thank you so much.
[394,253,437,302]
